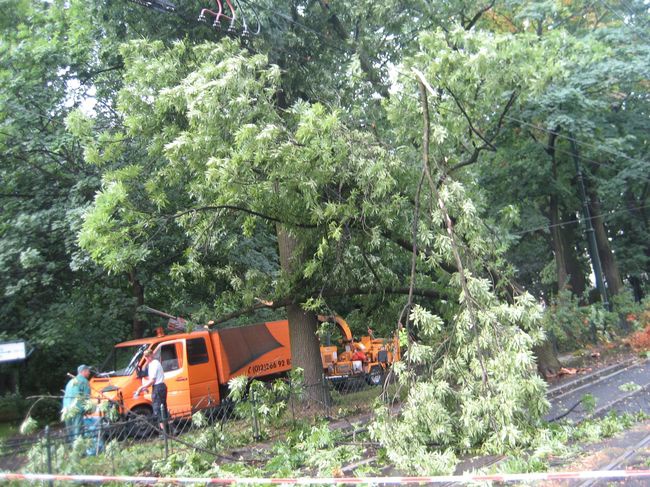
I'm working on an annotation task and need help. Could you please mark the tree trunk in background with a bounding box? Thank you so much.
[624,187,649,301]
[547,130,587,299]
[128,270,146,339]
[550,194,569,291]
[547,131,569,293]
[629,276,644,302]
[538,129,564,378]
[276,225,327,404]
[560,220,587,298]
[534,339,562,379]
[589,195,623,297]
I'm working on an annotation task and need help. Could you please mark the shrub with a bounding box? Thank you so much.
[0,393,26,422]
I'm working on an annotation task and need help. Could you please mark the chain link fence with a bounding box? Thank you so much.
[0,373,398,477]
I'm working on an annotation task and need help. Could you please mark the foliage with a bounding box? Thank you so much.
[366,23,557,470]
[264,422,360,477]
[542,292,649,352]
[2,0,649,478]
[98,401,120,423]
[154,420,361,479]
[25,434,155,477]
[496,411,650,475]
[371,299,548,472]
[478,0,650,303]
[0,393,26,421]
[0,0,139,394]
[581,394,596,414]
[61,398,95,422]
[19,416,38,436]
[541,291,622,350]
[228,369,304,438]
[619,382,642,393]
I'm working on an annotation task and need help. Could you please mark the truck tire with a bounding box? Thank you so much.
[100,416,123,442]
[128,405,154,439]
[366,365,384,386]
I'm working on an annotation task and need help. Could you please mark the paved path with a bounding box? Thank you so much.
[545,358,650,423]
[438,357,650,480]
[540,421,650,487]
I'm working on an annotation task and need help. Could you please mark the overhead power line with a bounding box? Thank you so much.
[501,114,649,168]
[498,113,650,185]
[514,202,650,236]
[598,0,650,42]
[243,0,351,55]
[424,97,650,185]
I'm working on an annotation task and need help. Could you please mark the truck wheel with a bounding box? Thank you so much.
[100,416,122,442]
[366,365,384,386]
[128,405,154,439]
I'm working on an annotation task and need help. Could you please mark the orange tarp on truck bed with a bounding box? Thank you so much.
[211,320,292,383]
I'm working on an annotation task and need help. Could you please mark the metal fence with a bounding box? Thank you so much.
[0,374,396,476]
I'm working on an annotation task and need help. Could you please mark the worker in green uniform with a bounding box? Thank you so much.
[61,365,91,440]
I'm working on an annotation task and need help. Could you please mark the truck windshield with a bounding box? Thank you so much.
[99,344,148,377]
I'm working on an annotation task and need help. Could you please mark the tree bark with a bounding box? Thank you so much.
[276,225,327,404]
[547,130,569,292]
[550,194,569,291]
[537,129,564,377]
[629,275,644,302]
[534,339,562,378]
[589,195,623,297]
[128,270,146,339]
[560,220,587,298]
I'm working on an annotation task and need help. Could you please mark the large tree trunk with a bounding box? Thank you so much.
[589,195,623,297]
[550,194,569,291]
[560,219,587,298]
[128,270,146,338]
[534,339,563,379]
[629,276,644,302]
[276,225,327,404]
[539,130,565,377]
[547,131,570,293]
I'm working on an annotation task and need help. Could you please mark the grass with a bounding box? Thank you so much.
[493,411,650,475]
[12,381,397,481]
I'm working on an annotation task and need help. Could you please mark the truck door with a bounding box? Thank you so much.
[153,339,191,417]
[185,335,220,410]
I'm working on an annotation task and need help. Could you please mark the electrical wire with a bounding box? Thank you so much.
[616,0,650,28]
[242,0,353,55]
[513,202,650,236]
[500,114,649,168]
[422,98,650,185]
[499,113,650,185]
[598,0,650,42]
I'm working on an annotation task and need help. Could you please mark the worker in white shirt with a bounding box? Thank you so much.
[135,350,168,433]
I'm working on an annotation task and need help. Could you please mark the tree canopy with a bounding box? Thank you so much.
[1,0,648,462]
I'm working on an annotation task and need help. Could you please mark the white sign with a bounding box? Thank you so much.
[0,342,26,362]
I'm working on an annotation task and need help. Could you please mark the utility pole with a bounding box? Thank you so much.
[569,134,610,311]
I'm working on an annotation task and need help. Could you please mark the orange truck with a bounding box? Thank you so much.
[90,315,399,419]
[91,320,291,419]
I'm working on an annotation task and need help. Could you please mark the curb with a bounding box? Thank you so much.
[547,357,640,400]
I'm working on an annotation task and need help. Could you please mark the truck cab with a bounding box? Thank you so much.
[90,330,221,418]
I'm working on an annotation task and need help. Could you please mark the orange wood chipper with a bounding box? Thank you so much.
[317,315,400,386]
